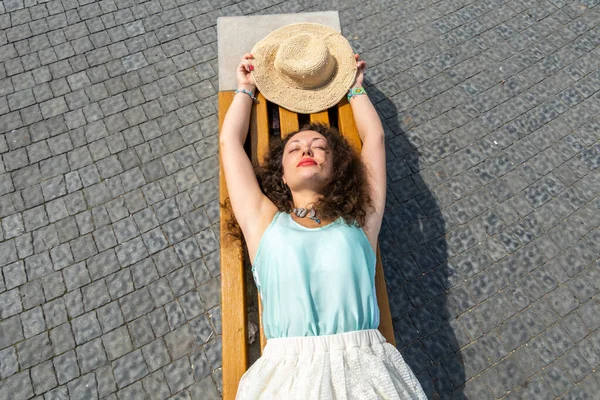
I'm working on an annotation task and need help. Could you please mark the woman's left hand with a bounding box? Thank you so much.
[352,54,366,88]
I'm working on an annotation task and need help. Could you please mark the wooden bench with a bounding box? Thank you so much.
[218,91,395,400]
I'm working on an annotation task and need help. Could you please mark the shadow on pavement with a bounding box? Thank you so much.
[367,80,467,399]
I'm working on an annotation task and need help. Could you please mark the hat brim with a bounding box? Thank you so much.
[251,23,357,114]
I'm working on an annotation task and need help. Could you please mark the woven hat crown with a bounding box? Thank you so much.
[250,23,357,114]
[273,33,337,90]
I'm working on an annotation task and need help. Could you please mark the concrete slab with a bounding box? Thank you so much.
[217,11,341,91]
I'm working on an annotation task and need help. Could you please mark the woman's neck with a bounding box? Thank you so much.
[290,190,322,209]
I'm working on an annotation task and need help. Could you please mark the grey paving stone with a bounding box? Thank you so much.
[559,346,592,383]
[105,268,134,300]
[2,260,26,290]
[91,206,111,229]
[179,291,204,321]
[0,346,19,380]
[42,272,65,301]
[62,262,91,292]
[189,314,213,347]
[96,301,125,334]
[164,324,196,361]
[43,298,68,329]
[113,216,139,243]
[16,331,53,369]
[86,249,120,281]
[122,52,149,72]
[198,278,219,311]
[21,306,46,338]
[102,326,133,361]
[64,289,84,319]
[128,315,155,349]
[542,359,574,396]
[148,307,170,339]
[203,336,221,371]
[69,233,98,262]
[577,298,600,331]
[131,258,160,289]
[1,213,25,239]
[165,299,187,331]
[49,322,75,356]
[54,352,80,386]
[173,237,202,265]
[24,251,53,281]
[96,364,117,398]
[0,288,22,319]
[141,338,171,373]
[167,266,195,298]
[119,287,154,322]
[115,236,148,267]
[113,349,148,389]
[189,375,220,400]
[548,285,581,317]
[31,359,58,395]
[0,370,34,400]
[20,278,46,311]
[163,355,194,394]
[71,311,102,345]
[148,277,175,308]
[81,279,110,312]
[67,372,97,400]
[161,217,191,246]
[189,258,211,287]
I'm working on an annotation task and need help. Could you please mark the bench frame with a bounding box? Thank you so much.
[219,91,395,400]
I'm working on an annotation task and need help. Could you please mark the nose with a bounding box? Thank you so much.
[302,147,313,156]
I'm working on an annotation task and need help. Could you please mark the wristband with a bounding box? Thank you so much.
[235,88,257,101]
[347,87,366,101]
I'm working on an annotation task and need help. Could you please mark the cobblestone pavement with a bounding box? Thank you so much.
[1,0,600,399]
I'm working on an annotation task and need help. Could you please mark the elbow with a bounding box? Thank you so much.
[362,130,385,145]
[219,137,243,149]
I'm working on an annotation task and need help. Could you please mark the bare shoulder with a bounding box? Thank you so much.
[243,201,280,264]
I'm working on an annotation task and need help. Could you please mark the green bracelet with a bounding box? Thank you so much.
[235,88,257,101]
[347,87,366,101]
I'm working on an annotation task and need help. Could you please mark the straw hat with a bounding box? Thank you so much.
[251,23,357,114]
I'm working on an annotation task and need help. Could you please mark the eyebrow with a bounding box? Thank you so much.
[288,137,327,144]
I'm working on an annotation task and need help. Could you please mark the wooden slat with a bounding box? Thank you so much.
[337,99,396,347]
[219,91,248,400]
[250,92,270,353]
[279,106,299,137]
[309,110,329,125]
[337,99,362,153]
[375,250,396,346]
[250,93,270,166]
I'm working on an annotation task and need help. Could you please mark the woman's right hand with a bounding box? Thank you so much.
[352,54,366,88]
[237,53,256,91]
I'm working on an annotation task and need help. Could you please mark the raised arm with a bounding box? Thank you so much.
[349,55,386,247]
[220,54,275,236]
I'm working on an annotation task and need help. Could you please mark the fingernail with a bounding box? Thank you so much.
[250,65,254,71]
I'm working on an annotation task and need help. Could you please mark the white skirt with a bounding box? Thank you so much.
[236,329,427,400]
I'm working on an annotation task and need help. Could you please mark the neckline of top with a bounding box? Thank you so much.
[284,212,343,231]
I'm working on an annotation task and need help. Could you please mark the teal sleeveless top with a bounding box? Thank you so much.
[252,211,380,339]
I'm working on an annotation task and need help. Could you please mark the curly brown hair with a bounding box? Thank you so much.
[222,123,374,248]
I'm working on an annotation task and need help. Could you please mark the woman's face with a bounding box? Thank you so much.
[282,130,333,192]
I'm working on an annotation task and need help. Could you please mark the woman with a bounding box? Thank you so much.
[220,45,426,398]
